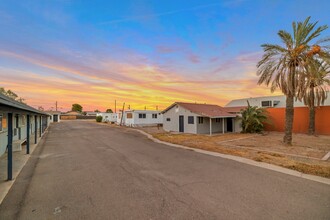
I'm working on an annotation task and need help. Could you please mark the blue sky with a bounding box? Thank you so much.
[0,0,329,111]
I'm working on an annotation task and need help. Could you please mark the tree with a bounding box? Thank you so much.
[299,60,330,135]
[239,101,268,133]
[106,109,113,113]
[72,104,83,112]
[94,109,100,112]
[38,106,45,111]
[257,17,329,145]
[0,87,25,103]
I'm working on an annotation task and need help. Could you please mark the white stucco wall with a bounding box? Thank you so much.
[124,110,163,127]
[162,105,198,133]
[97,113,117,122]
[226,93,330,108]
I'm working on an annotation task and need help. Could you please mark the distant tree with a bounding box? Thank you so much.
[239,101,268,133]
[0,87,25,103]
[94,109,100,112]
[38,106,45,111]
[72,103,83,112]
[82,111,87,115]
[106,109,113,113]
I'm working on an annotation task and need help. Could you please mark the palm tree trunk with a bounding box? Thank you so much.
[283,93,294,145]
[308,88,315,135]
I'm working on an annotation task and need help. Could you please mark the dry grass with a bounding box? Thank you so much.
[151,132,330,178]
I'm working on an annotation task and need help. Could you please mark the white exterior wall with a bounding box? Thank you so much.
[96,113,117,122]
[226,93,330,108]
[162,105,198,133]
[124,110,163,127]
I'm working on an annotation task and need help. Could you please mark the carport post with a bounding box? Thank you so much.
[209,118,212,136]
[7,113,13,180]
[39,115,42,137]
[222,118,225,134]
[27,115,30,154]
[34,115,37,144]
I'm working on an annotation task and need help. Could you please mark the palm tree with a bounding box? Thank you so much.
[240,101,268,133]
[300,60,330,135]
[257,17,329,145]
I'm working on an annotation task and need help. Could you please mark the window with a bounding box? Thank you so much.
[261,100,272,107]
[127,113,133,119]
[198,117,204,124]
[188,116,194,124]
[0,114,2,131]
[166,118,171,121]
[139,113,146,119]
[152,114,157,119]
[215,118,221,123]
[15,115,19,128]
[50,116,52,120]
[21,115,26,126]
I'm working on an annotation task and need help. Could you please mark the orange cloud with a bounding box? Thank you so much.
[0,48,282,112]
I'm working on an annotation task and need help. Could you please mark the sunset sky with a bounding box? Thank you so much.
[1,0,330,112]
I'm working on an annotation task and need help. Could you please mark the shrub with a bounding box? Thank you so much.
[96,116,102,122]
[239,101,268,133]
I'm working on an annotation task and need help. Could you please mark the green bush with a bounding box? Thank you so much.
[239,101,268,133]
[96,116,102,122]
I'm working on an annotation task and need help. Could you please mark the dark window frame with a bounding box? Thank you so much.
[188,116,194,124]
[166,118,171,121]
[261,100,272,107]
[139,113,146,119]
[152,113,157,119]
[198,117,204,124]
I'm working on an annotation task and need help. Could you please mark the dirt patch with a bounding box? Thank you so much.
[150,131,330,178]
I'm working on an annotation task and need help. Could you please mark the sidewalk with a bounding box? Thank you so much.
[0,129,48,204]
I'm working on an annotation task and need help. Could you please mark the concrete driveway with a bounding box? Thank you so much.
[0,121,329,219]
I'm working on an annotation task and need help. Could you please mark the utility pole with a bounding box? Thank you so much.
[156,106,158,110]
[119,102,125,126]
[128,104,130,110]
[55,101,58,111]
[144,106,146,110]
[115,100,117,113]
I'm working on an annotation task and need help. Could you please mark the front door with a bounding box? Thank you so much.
[179,115,184,132]
[227,118,233,132]
[54,114,58,122]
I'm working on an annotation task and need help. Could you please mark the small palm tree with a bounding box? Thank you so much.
[240,101,268,133]
[257,17,329,145]
[300,60,330,135]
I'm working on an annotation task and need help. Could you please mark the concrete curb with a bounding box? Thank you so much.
[132,129,330,186]
[0,126,50,205]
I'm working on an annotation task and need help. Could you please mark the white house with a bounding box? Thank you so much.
[117,110,162,127]
[161,102,241,135]
[44,111,61,123]
[96,112,117,123]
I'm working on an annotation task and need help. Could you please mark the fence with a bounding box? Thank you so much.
[264,106,330,135]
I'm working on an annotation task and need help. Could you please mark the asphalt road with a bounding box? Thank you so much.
[0,121,329,220]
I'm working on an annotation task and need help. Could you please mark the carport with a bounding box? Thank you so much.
[0,93,49,181]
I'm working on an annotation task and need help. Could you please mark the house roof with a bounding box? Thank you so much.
[0,93,48,115]
[161,102,236,118]
[63,111,82,115]
[223,106,247,113]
